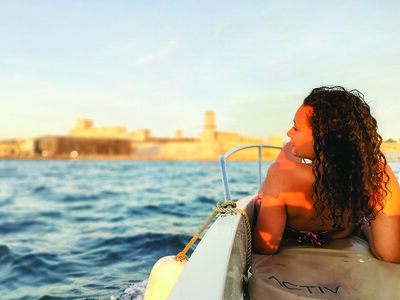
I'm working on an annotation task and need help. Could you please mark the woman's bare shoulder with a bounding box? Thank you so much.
[269,160,312,176]
[266,160,314,188]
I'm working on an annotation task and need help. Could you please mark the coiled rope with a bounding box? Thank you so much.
[175,201,253,273]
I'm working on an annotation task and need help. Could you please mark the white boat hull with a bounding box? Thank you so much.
[168,196,255,300]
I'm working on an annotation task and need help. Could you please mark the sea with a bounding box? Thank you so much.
[1,160,399,300]
[0,160,271,300]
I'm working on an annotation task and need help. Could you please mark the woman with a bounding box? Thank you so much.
[253,86,400,263]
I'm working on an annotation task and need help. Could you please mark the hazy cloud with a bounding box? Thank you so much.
[135,40,178,65]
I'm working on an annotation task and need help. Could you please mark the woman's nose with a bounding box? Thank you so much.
[287,127,293,138]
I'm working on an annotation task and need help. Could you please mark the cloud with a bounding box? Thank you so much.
[135,40,178,65]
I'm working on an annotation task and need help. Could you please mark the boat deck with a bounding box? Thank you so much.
[249,233,400,299]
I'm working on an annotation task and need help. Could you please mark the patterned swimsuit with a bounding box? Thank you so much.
[284,226,344,247]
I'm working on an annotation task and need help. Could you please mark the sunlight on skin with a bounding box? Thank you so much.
[257,231,280,252]
[379,165,400,217]
[255,191,313,215]
[253,191,315,254]
[286,105,315,161]
[363,163,400,263]
[283,192,314,210]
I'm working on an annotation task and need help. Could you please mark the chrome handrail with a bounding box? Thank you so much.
[219,145,282,202]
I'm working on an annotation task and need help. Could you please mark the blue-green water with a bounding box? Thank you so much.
[0,160,268,300]
[1,160,399,300]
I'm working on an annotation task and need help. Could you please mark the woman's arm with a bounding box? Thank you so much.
[361,164,400,263]
[253,162,287,254]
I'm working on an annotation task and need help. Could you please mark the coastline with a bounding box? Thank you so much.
[1,153,399,163]
[0,154,275,162]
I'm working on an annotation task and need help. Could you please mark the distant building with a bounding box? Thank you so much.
[124,110,283,161]
[63,110,284,160]
[35,136,131,158]
[0,139,35,158]
[68,119,151,141]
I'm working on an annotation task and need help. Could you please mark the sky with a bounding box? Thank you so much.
[1,0,400,142]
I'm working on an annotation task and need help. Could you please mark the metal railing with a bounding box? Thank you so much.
[219,144,282,202]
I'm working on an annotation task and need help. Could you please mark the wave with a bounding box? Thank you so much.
[33,185,48,193]
[111,279,148,300]
[0,220,48,235]
[88,232,191,254]
[128,203,189,218]
[59,189,125,202]
[195,195,217,204]
[0,247,65,288]
[71,232,194,274]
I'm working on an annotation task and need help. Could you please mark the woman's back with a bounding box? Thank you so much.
[266,160,356,237]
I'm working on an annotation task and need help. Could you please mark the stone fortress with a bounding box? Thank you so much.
[66,110,283,161]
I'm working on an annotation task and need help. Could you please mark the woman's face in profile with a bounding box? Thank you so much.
[287,105,315,160]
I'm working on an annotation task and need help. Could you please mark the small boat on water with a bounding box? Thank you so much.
[144,145,400,300]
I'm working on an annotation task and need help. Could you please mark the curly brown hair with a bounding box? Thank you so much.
[303,86,389,227]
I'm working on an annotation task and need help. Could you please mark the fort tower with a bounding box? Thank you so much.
[200,110,216,141]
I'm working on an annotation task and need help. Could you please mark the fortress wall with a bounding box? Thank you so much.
[69,127,152,142]
[161,141,203,160]
[0,140,36,157]
[131,141,163,157]
[217,135,281,161]
[35,136,131,157]
[130,138,281,161]
[69,128,126,139]
[130,140,199,160]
